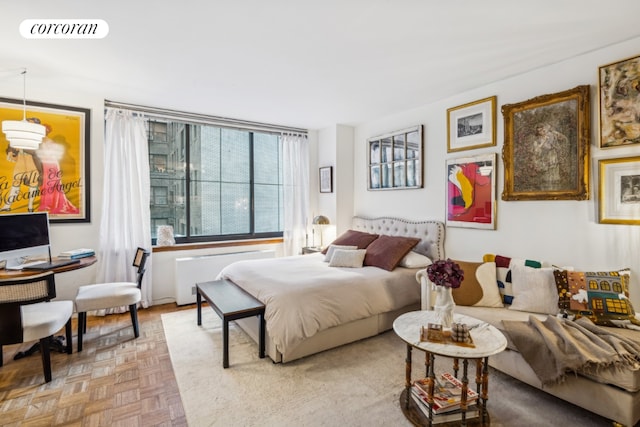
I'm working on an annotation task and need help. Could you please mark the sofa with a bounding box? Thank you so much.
[418,258,640,427]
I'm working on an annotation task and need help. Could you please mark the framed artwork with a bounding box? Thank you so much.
[501,85,590,201]
[447,96,496,153]
[446,153,497,230]
[319,166,333,193]
[599,54,640,148]
[368,125,422,190]
[0,97,91,222]
[598,156,640,225]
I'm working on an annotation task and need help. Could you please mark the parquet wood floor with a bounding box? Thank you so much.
[0,303,193,427]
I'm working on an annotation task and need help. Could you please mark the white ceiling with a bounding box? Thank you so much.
[2,0,640,130]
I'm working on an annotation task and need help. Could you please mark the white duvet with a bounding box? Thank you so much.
[217,253,420,355]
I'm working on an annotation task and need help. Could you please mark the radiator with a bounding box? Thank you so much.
[174,250,275,305]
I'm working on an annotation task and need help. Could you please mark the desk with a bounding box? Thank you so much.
[0,256,97,279]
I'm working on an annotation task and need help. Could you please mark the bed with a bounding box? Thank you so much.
[217,216,445,363]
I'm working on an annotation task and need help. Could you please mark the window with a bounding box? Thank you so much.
[148,119,284,243]
[150,121,168,142]
[152,186,168,205]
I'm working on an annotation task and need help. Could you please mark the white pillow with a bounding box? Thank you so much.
[508,265,559,315]
[329,249,366,268]
[399,251,432,268]
[473,262,504,308]
[324,244,358,262]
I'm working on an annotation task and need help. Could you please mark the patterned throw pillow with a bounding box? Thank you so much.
[553,268,640,328]
[483,254,542,305]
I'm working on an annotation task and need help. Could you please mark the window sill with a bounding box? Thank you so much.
[152,237,283,253]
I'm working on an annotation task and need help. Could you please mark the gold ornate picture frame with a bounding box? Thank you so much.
[501,85,590,201]
[598,156,640,225]
[599,54,640,148]
[447,96,496,153]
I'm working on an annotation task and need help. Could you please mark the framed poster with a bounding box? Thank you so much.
[0,97,90,222]
[598,156,640,225]
[501,85,590,201]
[446,153,497,230]
[599,54,640,148]
[447,96,496,152]
[319,166,333,193]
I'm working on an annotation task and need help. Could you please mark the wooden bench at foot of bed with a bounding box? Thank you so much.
[196,279,265,368]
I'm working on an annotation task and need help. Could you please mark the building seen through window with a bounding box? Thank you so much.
[148,119,284,244]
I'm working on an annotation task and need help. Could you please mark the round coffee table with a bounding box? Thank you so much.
[393,311,507,426]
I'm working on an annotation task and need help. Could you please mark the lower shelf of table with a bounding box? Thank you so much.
[399,388,489,426]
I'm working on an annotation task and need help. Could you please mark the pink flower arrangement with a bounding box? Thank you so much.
[426,258,464,288]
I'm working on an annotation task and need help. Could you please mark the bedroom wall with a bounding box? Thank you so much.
[348,36,640,308]
[316,124,354,244]
[0,77,105,302]
[2,36,639,308]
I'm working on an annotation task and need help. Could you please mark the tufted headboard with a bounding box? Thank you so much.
[351,216,445,262]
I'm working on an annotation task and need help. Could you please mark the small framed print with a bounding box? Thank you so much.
[447,96,496,153]
[598,156,640,225]
[446,153,497,230]
[319,166,333,193]
[599,54,640,148]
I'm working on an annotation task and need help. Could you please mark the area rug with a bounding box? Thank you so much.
[162,309,611,427]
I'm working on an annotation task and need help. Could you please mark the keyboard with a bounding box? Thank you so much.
[23,259,81,271]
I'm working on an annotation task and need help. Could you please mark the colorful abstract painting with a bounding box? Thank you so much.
[446,153,496,229]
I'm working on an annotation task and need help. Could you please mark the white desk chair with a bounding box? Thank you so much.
[75,247,150,351]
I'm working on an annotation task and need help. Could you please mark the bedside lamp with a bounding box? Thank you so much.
[312,215,330,248]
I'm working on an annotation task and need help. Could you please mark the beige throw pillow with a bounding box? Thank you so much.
[329,249,366,268]
[324,244,358,262]
[509,265,559,315]
[399,251,432,268]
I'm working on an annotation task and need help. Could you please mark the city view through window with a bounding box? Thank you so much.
[148,119,284,244]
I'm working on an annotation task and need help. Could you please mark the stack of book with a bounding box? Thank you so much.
[411,372,479,423]
[59,248,95,259]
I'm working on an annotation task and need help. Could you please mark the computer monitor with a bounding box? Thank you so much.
[0,212,51,267]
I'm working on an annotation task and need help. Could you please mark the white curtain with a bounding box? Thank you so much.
[98,108,152,310]
[281,133,309,256]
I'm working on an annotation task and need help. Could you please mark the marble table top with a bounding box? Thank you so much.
[393,310,507,358]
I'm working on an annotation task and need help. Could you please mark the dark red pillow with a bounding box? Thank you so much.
[364,235,420,271]
[321,230,379,254]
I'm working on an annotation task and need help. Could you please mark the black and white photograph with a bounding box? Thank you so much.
[599,156,640,224]
[447,96,496,152]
